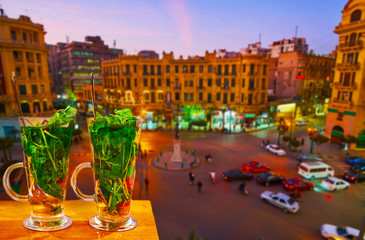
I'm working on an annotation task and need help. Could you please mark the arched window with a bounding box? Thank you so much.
[0,103,5,113]
[332,125,344,132]
[33,102,40,113]
[21,103,30,113]
[351,10,361,22]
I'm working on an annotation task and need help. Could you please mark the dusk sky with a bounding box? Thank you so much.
[3,0,346,57]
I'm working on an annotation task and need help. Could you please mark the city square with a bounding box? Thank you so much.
[0,0,365,239]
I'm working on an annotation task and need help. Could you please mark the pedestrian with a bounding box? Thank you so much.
[301,138,305,146]
[189,171,195,185]
[144,178,149,189]
[144,149,147,159]
[261,140,265,147]
[197,180,202,192]
[266,139,270,145]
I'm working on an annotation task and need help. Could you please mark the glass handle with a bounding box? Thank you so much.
[71,162,94,201]
[2,162,28,202]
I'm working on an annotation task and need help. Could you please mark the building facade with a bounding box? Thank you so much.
[102,51,269,129]
[47,36,123,102]
[240,42,271,55]
[0,13,53,117]
[325,0,365,149]
[269,37,308,58]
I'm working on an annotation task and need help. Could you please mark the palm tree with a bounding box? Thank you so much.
[0,137,15,164]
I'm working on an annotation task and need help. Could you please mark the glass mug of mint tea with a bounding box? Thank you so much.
[2,107,76,231]
[71,109,142,231]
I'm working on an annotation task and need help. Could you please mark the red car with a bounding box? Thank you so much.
[242,161,270,173]
[282,178,314,191]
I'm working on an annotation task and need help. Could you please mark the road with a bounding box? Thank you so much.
[1,117,364,240]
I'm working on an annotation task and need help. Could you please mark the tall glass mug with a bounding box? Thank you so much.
[71,112,142,231]
[2,116,75,231]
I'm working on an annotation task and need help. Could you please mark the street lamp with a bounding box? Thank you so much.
[306,126,318,154]
[287,121,293,151]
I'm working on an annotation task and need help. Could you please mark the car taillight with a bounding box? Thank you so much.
[292,207,296,210]
[351,177,355,181]
[224,176,227,179]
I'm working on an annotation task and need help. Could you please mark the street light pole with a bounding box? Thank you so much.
[288,121,293,151]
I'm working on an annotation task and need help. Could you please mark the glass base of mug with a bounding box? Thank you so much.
[23,216,72,231]
[89,216,137,232]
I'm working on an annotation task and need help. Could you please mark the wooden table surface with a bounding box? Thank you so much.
[0,200,159,239]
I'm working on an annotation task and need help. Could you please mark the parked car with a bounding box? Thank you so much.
[260,191,299,213]
[342,171,365,183]
[296,153,322,163]
[282,177,314,191]
[242,161,270,173]
[256,172,285,186]
[346,156,365,165]
[295,120,306,126]
[321,224,364,240]
[350,163,365,173]
[222,169,253,182]
[266,144,286,156]
[320,177,350,192]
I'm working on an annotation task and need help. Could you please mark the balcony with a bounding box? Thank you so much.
[339,40,363,52]
[336,62,360,71]
[330,99,354,109]
[333,82,357,90]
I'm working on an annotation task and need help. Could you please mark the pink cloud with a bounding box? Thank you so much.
[163,0,192,48]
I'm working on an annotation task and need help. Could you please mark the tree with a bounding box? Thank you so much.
[314,135,329,153]
[0,137,15,164]
[290,139,301,151]
[221,108,227,132]
[206,106,215,131]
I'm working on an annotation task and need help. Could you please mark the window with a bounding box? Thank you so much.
[157,65,161,75]
[217,65,222,75]
[166,78,170,87]
[216,78,221,87]
[224,65,229,75]
[184,80,188,87]
[199,92,203,101]
[351,72,356,84]
[337,91,341,100]
[340,73,344,83]
[351,10,361,22]
[216,93,221,101]
[23,33,27,41]
[249,79,255,90]
[175,92,180,101]
[157,92,164,101]
[342,91,348,101]
[151,92,156,103]
[41,85,45,94]
[31,85,38,94]
[126,64,130,74]
[208,79,212,87]
[344,73,351,85]
[241,94,244,103]
[190,65,195,73]
[144,78,148,87]
[144,92,150,101]
[134,78,138,87]
[36,53,41,63]
[223,93,228,104]
[337,112,344,121]
[184,93,189,101]
[189,93,194,101]
[126,78,131,89]
[199,79,203,89]
[21,103,30,113]
[13,51,21,61]
[26,52,33,62]
[11,31,16,40]
[199,65,204,73]
[19,85,26,95]
[28,68,34,78]
[183,65,188,73]
[349,91,353,101]
[43,101,47,112]
[230,93,235,102]
[158,78,162,87]
[150,78,155,88]
[208,65,212,73]
[134,64,137,73]
[224,78,229,89]
[231,78,235,87]
[242,78,245,87]
[250,64,255,75]
[347,53,354,64]
[189,80,194,87]
[175,65,179,73]
[243,64,246,73]
[143,65,148,75]
[232,64,236,75]
[263,65,267,75]
[150,65,155,75]
[0,103,5,113]
[207,93,212,103]
[166,65,170,73]
[349,33,357,46]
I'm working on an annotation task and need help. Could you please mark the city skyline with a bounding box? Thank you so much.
[2,0,345,57]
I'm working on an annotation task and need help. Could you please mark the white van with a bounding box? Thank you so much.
[298,162,334,180]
